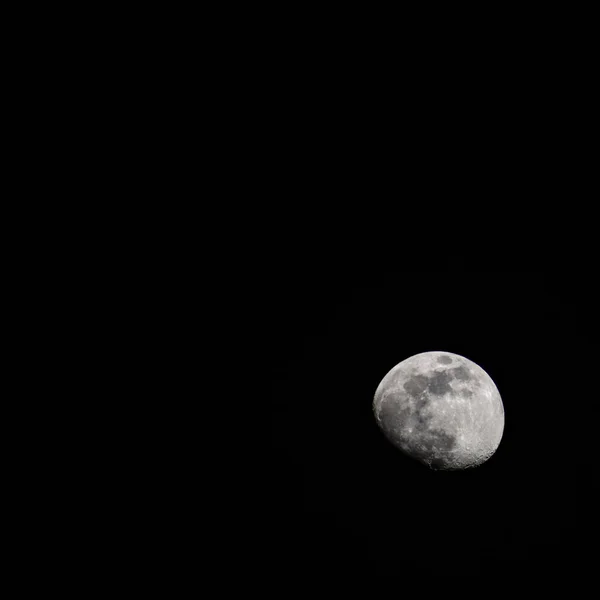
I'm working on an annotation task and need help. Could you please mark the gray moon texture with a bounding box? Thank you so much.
[373,351,504,470]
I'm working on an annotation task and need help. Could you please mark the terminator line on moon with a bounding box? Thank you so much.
[373,351,504,470]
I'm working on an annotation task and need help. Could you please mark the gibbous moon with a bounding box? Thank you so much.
[373,351,504,470]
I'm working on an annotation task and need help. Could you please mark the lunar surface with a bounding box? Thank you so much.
[373,351,504,470]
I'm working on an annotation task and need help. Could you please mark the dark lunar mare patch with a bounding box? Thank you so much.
[378,395,411,435]
[427,370,454,395]
[437,355,453,365]
[403,374,429,397]
[451,366,471,381]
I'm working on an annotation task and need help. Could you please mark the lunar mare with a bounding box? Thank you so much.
[373,351,504,470]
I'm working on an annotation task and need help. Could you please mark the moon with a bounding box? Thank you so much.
[373,351,504,470]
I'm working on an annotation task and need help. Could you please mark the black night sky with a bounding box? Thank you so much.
[267,261,584,582]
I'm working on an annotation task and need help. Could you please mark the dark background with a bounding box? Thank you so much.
[267,261,584,582]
